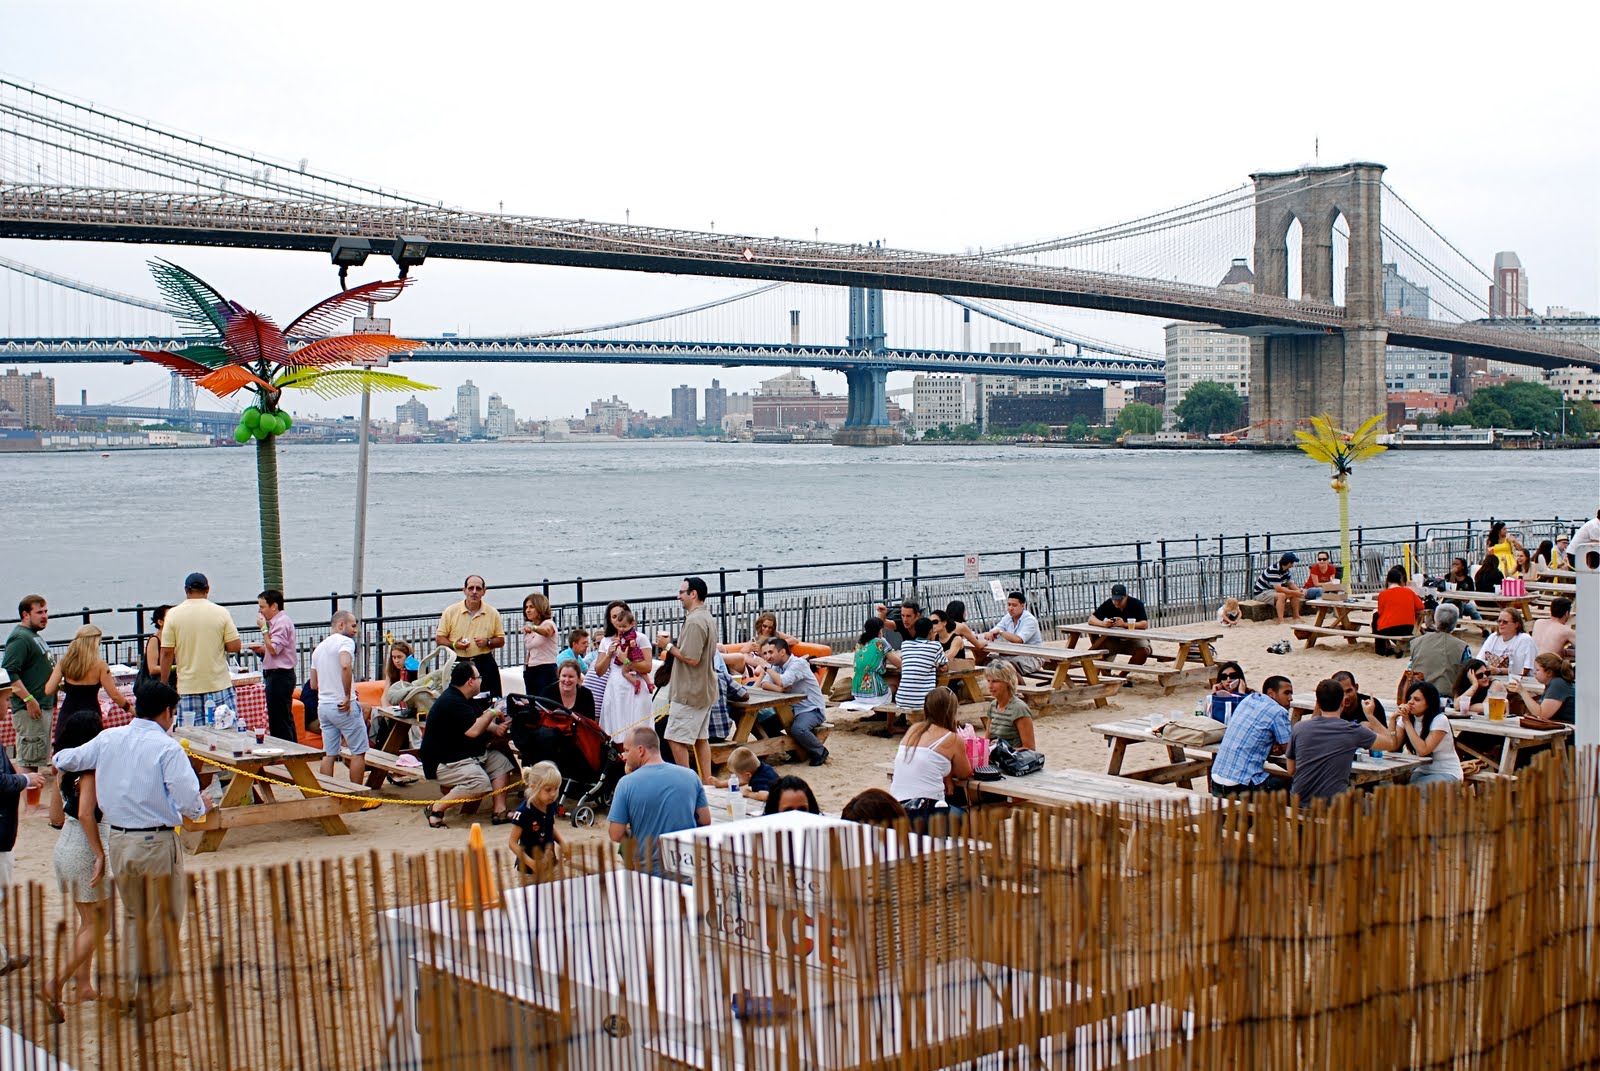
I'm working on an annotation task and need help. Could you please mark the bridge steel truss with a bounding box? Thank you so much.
[0,335,1166,380]
[1,185,1592,372]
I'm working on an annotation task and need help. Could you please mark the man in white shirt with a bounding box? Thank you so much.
[977,591,1044,675]
[310,611,365,785]
[54,681,210,1022]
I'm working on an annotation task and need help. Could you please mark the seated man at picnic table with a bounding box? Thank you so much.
[1532,598,1575,660]
[1286,678,1400,805]
[975,591,1043,675]
[745,637,830,767]
[1253,552,1306,625]
[419,661,515,828]
[1086,583,1151,676]
[1406,603,1471,698]
[1209,674,1296,798]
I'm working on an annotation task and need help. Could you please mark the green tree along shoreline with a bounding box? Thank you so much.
[1432,382,1600,436]
[1174,381,1245,436]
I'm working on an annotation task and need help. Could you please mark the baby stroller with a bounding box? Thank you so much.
[505,694,624,828]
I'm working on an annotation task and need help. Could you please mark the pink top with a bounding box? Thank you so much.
[525,625,558,667]
[262,613,297,671]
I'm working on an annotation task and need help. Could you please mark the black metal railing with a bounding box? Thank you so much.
[9,516,1581,680]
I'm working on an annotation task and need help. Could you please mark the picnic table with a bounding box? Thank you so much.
[980,640,1121,710]
[0,672,268,749]
[1090,716,1430,789]
[1289,597,1417,651]
[711,688,816,769]
[1435,588,1537,622]
[970,766,1213,812]
[1448,714,1571,776]
[1527,580,1576,596]
[1056,623,1222,694]
[175,726,371,852]
[812,651,987,704]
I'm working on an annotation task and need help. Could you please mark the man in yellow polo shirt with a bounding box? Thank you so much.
[436,575,506,698]
[158,572,243,727]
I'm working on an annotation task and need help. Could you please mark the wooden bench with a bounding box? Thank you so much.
[1089,659,1216,695]
[710,723,832,767]
[346,748,422,789]
[1291,624,1413,651]
[1014,678,1124,714]
[853,701,991,733]
[253,764,379,814]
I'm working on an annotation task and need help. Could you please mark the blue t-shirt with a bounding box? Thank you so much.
[609,762,707,875]
[746,761,779,794]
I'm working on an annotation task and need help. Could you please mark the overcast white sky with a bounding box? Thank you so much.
[4,1,1596,420]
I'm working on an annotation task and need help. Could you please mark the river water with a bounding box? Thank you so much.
[0,441,1589,635]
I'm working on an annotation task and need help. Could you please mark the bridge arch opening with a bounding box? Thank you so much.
[1331,209,1350,307]
[1284,216,1303,301]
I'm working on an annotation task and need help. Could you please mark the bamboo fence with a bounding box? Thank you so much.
[1,752,1596,1070]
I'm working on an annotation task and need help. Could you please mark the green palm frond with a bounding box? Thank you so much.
[274,366,435,400]
[149,260,231,340]
[176,344,232,368]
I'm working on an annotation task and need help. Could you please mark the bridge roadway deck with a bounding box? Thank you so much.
[0,185,1593,370]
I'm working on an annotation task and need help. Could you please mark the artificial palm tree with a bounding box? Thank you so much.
[130,261,433,589]
[1295,413,1387,585]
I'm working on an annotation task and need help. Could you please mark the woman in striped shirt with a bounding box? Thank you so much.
[894,617,948,713]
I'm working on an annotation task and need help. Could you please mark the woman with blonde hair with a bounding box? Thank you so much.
[726,611,798,675]
[44,626,129,826]
[507,760,566,881]
[38,705,109,1021]
[983,661,1035,750]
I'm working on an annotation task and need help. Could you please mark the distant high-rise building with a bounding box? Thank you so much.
[704,378,728,428]
[670,384,698,431]
[1163,260,1253,426]
[395,395,429,427]
[1382,263,1431,319]
[456,380,483,437]
[486,392,517,437]
[0,368,55,428]
[911,374,972,436]
[585,396,632,436]
[1490,252,1530,318]
[1385,347,1452,394]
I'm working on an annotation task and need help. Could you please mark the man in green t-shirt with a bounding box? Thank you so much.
[2,595,56,771]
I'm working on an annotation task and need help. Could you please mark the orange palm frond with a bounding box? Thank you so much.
[196,364,271,399]
[129,350,216,381]
[223,310,289,367]
[284,279,410,338]
[279,334,423,369]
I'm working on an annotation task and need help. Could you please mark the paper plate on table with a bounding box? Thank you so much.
[251,747,285,756]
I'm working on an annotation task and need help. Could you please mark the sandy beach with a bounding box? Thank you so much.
[9,617,1423,903]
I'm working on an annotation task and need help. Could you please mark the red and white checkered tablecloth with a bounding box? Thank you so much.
[0,680,267,749]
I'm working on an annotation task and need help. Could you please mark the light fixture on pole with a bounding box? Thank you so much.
[330,237,372,290]
[392,235,429,279]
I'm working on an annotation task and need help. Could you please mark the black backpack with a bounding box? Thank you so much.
[990,739,1045,777]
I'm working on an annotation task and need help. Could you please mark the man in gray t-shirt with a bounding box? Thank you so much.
[660,576,720,783]
[1287,679,1401,804]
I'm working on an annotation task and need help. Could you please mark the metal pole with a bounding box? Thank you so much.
[350,300,378,628]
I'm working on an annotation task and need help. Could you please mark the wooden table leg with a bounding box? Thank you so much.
[1165,744,1195,789]
[1080,658,1109,709]
[365,721,414,789]
[192,763,257,853]
[283,760,352,837]
[1106,738,1129,775]
[1498,739,1519,777]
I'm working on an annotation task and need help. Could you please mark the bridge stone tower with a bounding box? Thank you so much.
[1249,163,1388,440]
[834,285,902,446]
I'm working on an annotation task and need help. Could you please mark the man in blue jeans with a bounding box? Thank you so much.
[748,637,830,767]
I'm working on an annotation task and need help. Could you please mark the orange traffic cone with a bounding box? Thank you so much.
[455,822,502,911]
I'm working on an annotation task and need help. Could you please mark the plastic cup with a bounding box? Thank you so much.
[255,727,267,745]
[24,783,41,808]
[1487,696,1506,721]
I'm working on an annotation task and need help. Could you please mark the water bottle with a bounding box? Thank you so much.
[235,714,250,744]
[204,700,216,728]
[726,774,742,819]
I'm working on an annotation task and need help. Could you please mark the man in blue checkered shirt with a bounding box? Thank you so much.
[1209,675,1294,797]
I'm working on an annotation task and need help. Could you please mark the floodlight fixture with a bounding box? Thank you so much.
[330,237,372,289]
[392,235,430,278]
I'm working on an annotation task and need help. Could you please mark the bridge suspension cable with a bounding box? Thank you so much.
[0,254,169,311]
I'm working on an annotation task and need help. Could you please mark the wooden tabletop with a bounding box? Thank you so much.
[1527,580,1576,594]
[1304,597,1377,611]
[729,688,804,709]
[982,640,1104,663]
[175,726,322,763]
[976,767,1213,811]
[1058,622,1223,644]
[1435,589,1531,605]
[1447,714,1570,740]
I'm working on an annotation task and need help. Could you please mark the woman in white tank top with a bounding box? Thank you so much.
[888,687,974,813]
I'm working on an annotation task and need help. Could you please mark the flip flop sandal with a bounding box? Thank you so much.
[425,809,447,829]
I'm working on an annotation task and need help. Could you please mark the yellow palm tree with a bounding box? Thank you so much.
[1295,414,1387,584]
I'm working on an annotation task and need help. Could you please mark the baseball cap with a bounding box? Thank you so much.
[183,571,209,591]
[1110,583,1128,597]
[1280,552,1299,564]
